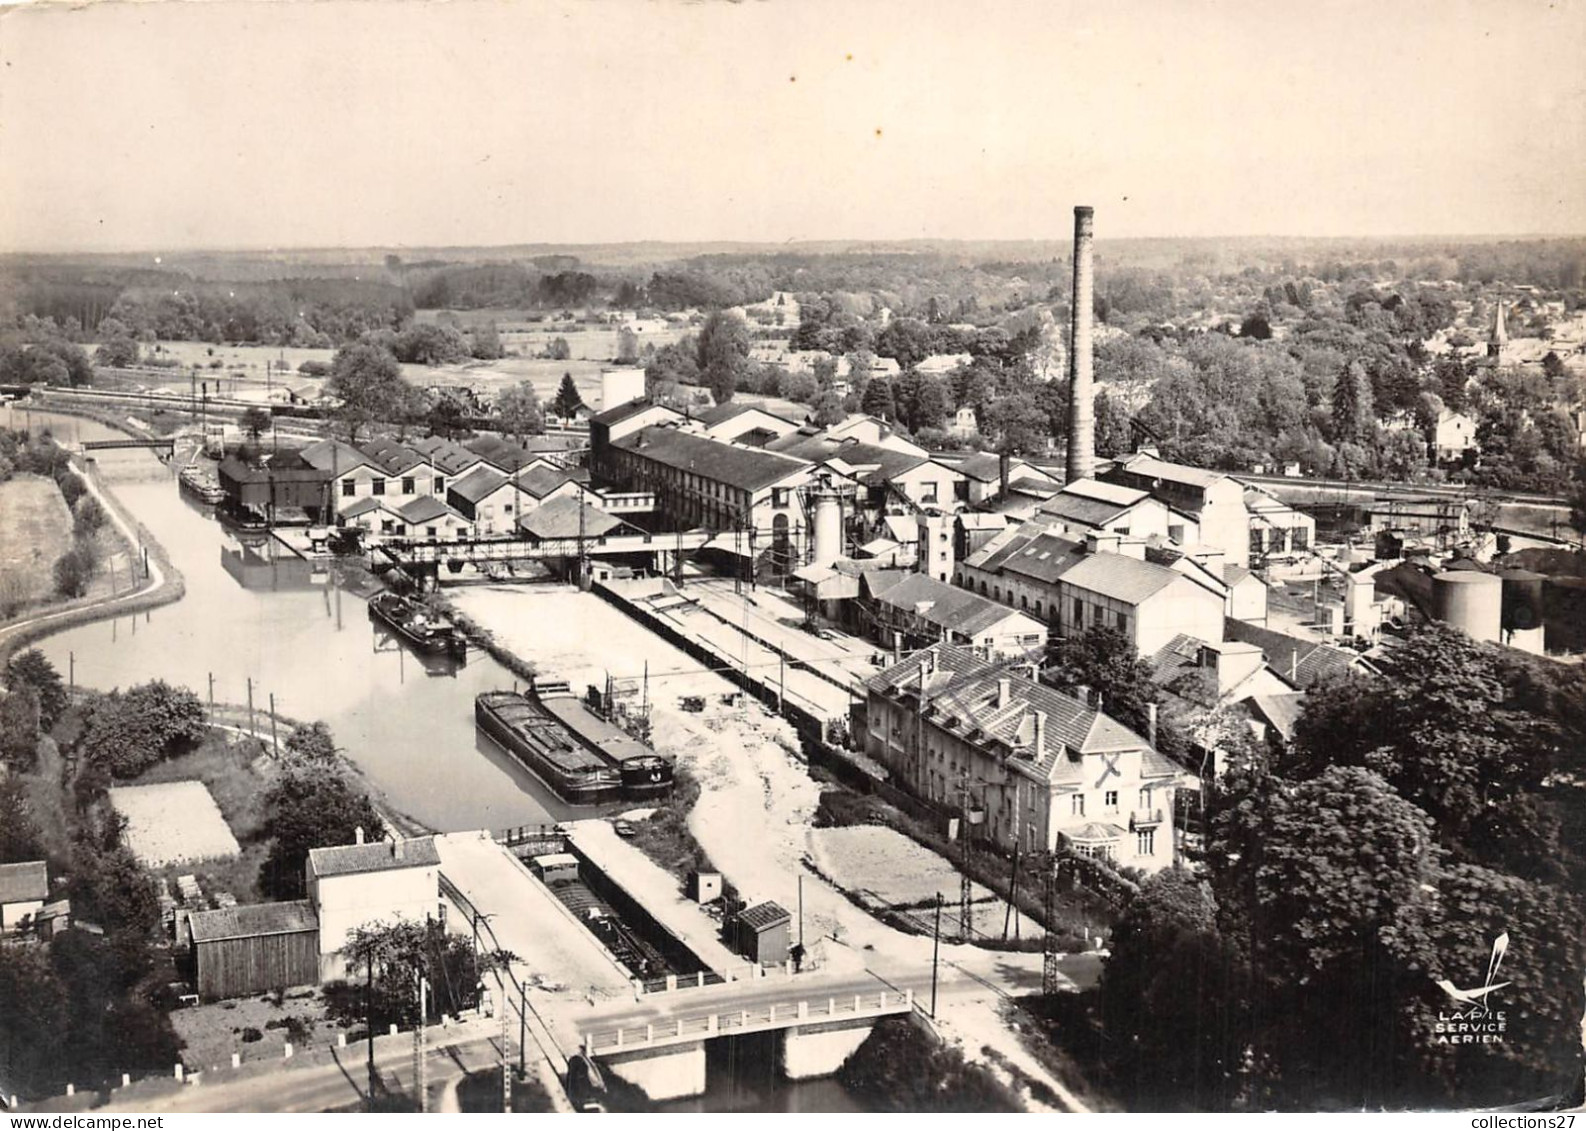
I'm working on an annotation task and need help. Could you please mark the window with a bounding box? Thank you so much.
[426,525,438,538]
[402,477,415,494]
[1027,825,1037,851]
[504,504,513,515]
[1116,611,1127,632]
[434,476,445,493]
[341,478,356,497]
[1021,595,1028,610]
[1034,601,1043,617]
[380,519,394,533]
[1293,527,1309,551]
[1070,795,1085,817]
[1138,788,1152,811]
[921,483,939,505]
[772,487,791,507]
[372,478,386,496]
[1073,597,1083,624]
[1105,790,1118,812]
[1136,828,1156,856]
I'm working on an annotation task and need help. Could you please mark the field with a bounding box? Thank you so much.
[108,780,242,866]
[0,474,74,610]
[171,989,343,1072]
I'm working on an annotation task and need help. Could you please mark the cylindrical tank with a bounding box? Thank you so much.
[811,487,843,566]
[1498,568,1545,633]
[1432,571,1502,642]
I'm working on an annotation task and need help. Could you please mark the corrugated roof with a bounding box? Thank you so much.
[308,837,439,878]
[189,899,318,943]
[518,497,626,540]
[737,901,791,931]
[615,428,812,491]
[0,861,47,904]
[1059,553,1182,604]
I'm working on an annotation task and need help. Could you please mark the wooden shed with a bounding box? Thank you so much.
[189,900,319,1000]
[732,901,792,967]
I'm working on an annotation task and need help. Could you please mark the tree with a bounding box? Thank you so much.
[259,763,385,899]
[696,311,751,406]
[894,370,951,433]
[5,649,68,730]
[1331,360,1375,444]
[393,323,471,366]
[342,919,482,1029]
[328,343,409,442]
[426,396,469,440]
[615,326,640,364]
[77,681,208,779]
[0,685,41,770]
[812,390,846,428]
[239,406,272,445]
[551,372,584,421]
[94,336,140,369]
[0,944,69,1096]
[468,322,505,361]
[1102,870,1246,1110]
[1044,626,1160,740]
[860,376,896,420]
[284,720,339,762]
[0,776,45,864]
[53,544,97,597]
[545,337,571,361]
[980,392,1049,456]
[494,380,544,441]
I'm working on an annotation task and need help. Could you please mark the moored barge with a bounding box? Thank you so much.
[475,681,673,804]
[368,591,467,659]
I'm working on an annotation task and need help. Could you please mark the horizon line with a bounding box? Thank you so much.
[3,231,1584,259]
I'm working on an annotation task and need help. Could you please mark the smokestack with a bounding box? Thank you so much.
[999,451,1011,499]
[1066,205,1096,484]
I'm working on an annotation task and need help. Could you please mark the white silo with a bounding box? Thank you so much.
[1432,571,1502,643]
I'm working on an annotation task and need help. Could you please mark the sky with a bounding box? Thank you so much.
[1,0,1583,252]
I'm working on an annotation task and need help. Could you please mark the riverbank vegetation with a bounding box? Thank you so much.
[835,1017,1021,1112]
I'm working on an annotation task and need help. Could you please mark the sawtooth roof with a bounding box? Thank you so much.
[359,438,427,476]
[409,436,484,476]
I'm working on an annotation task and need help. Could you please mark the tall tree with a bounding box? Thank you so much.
[493,380,544,441]
[328,343,409,442]
[259,762,385,899]
[4,649,68,731]
[696,310,750,405]
[0,777,45,864]
[1043,626,1159,740]
[1331,360,1375,444]
[860,376,896,420]
[551,372,584,421]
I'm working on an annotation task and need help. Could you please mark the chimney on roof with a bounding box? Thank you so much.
[1034,710,1047,756]
[1084,531,1121,556]
[393,839,405,861]
[996,677,1011,708]
[1066,206,1097,484]
[355,826,365,846]
[1074,683,1090,705]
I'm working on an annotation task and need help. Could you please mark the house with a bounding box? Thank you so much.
[865,571,1047,658]
[949,406,979,438]
[189,900,319,1000]
[306,834,441,981]
[589,400,685,482]
[339,495,410,541]
[1245,486,1315,562]
[1432,409,1480,462]
[446,467,520,533]
[607,428,815,574]
[1104,453,1253,568]
[1223,618,1380,687]
[0,860,47,931]
[824,443,967,516]
[865,645,1193,870]
[915,352,974,376]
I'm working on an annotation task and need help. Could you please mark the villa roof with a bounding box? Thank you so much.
[307,837,439,879]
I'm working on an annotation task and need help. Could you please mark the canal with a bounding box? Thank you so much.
[5,405,591,832]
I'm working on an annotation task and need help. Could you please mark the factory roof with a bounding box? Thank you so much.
[1058,477,1151,506]
[448,466,509,504]
[1001,532,1089,585]
[0,861,47,905]
[1036,491,1139,529]
[307,837,439,878]
[516,465,579,499]
[871,573,1042,638]
[359,438,428,476]
[395,495,455,524]
[1223,619,1375,686]
[188,900,318,943]
[694,402,797,429]
[615,427,812,491]
[518,497,626,540]
[1060,553,1184,605]
[298,439,371,474]
[1113,453,1228,489]
[591,398,672,427]
[409,436,485,476]
[953,452,1008,483]
[340,496,395,519]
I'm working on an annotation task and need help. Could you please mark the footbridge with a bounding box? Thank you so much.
[381,529,753,567]
[575,971,914,1100]
[82,437,177,455]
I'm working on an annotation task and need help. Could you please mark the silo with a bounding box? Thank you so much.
[1432,571,1502,642]
[810,481,844,567]
[1498,568,1546,633]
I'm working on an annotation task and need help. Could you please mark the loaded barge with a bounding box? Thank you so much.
[368,591,468,659]
[475,681,673,804]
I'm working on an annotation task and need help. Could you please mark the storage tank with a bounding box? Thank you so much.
[810,481,844,566]
[1432,570,1502,642]
[1497,568,1545,633]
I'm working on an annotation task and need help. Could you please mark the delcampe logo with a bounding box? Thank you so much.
[1432,931,1510,1045]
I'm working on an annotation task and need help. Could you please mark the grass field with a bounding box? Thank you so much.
[0,474,75,610]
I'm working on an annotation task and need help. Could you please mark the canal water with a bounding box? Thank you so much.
[5,405,588,832]
[7,406,871,1112]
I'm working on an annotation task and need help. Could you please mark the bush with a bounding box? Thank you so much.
[298,360,331,377]
[56,470,86,508]
[53,544,97,597]
[836,1017,1022,1112]
[77,681,209,778]
[73,494,106,536]
[240,1027,263,1043]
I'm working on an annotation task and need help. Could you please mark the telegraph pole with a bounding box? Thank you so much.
[366,945,378,1109]
[268,693,280,755]
[414,975,428,1113]
[930,892,943,1019]
[959,777,973,941]
[246,677,256,739]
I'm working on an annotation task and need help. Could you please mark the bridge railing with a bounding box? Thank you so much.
[583,987,913,1055]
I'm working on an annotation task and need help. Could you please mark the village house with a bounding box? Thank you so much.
[306,834,441,982]
[865,645,1193,870]
[863,571,1047,658]
[949,453,1061,507]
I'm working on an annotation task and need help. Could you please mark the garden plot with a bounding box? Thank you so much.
[109,781,241,866]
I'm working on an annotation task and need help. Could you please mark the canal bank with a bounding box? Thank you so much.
[3,405,603,833]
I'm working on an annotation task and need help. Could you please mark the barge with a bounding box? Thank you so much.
[178,466,226,504]
[475,681,673,804]
[368,591,468,659]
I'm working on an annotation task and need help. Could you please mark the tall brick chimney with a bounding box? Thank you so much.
[1066,205,1096,484]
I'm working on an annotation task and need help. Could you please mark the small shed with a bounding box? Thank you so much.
[732,901,792,967]
[0,860,48,931]
[530,853,581,885]
[189,900,320,1000]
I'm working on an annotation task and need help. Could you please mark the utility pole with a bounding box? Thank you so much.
[797,873,804,948]
[414,974,428,1113]
[500,979,512,1113]
[68,651,74,690]
[268,692,280,755]
[930,892,943,1019]
[246,677,256,739]
[518,980,527,1077]
[959,776,973,942]
[1042,869,1061,996]
[207,671,214,709]
[1003,841,1020,942]
[366,945,378,1110]
[778,652,786,713]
